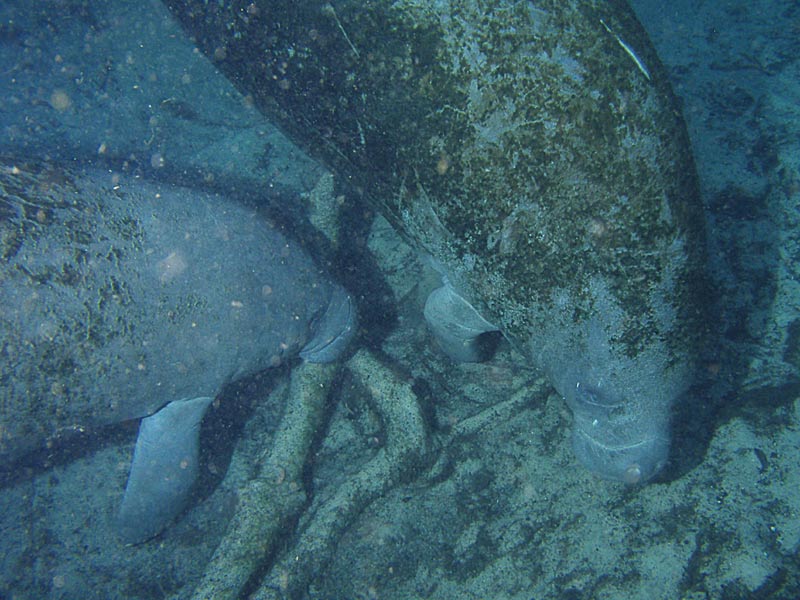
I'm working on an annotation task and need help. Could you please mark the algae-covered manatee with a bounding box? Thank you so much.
[163,0,708,483]
[0,159,356,541]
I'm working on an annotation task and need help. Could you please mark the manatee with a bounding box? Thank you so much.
[0,159,356,542]
[163,0,707,483]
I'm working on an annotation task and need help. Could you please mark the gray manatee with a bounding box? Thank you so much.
[0,159,356,542]
[164,0,707,483]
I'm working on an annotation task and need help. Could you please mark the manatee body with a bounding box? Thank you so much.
[164,0,707,483]
[0,159,356,541]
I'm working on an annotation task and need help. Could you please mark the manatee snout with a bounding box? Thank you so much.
[565,381,669,484]
[571,422,669,484]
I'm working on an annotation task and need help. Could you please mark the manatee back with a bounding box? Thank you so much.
[163,0,706,359]
[0,160,336,461]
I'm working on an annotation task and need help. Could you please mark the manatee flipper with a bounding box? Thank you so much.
[424,281,500,363]
[117,396,213,544]
[300,287,358,363]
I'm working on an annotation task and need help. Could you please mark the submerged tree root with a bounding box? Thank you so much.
[190,349,432,599]
[253,348,432,599]
[189,361,338,600]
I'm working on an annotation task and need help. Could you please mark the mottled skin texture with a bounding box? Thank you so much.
[164,0,707,481]
[0,159,352,462]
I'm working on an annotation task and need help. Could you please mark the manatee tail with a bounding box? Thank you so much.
[116,396,213,544]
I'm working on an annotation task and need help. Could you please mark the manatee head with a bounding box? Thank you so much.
[537,280,695,485]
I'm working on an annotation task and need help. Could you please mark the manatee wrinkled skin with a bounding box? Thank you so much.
[0,159,356,539]
[164,0,707,482]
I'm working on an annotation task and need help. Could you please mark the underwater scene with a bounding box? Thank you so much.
[0,0,798,598]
